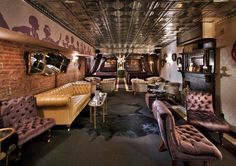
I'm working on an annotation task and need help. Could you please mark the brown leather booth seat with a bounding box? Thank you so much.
[90,71,117,79]
[152,100,222,165]
[35,81,91,130]
[0,96,55,146]
[125,71,153,84]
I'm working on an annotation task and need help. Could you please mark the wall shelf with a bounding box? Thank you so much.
[180,39,216,92]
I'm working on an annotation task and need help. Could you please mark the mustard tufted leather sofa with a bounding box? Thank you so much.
[152,100,222,165]
[35,81,91,130]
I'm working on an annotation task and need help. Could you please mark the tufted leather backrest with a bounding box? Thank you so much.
[36,82,91,97]
[152,100,180,147]
[186,91,214,113]
[0,96,37,129]
[73,82,91,95]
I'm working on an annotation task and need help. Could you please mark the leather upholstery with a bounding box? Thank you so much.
[165,82,180,96]
[100,78,116,92]
[152,100,222,162]
[186,91,230,132]
[186,91,214,112]
[131,78,148,93]
[0,96,55,146]
[145,92,156,109]
[84,77,101,83]
[145,76,163,84]
[35,81,91,126]
[125,71,150,84]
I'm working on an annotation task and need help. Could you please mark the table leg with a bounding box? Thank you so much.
[106,98,108,115]
[90,106,92,123]
[93,107,96,129]
[103,104,105,123]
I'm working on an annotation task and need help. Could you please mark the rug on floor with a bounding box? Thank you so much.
[72,103,159,141]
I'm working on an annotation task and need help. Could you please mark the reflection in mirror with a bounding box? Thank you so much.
[29,52,45,74]
[25,51,71,76]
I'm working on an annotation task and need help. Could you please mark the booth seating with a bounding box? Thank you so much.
[152,100,222,166]
[35,82,91,130]
[0,96,55,147]
[90,71,117,79]
[125,71,151,84]
[186,91,230,145]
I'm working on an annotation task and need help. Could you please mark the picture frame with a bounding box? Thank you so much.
[172,53,177,61]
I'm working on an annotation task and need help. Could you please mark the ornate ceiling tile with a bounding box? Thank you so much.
[25,0,236,53]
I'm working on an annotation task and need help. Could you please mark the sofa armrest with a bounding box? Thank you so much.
[35,94,71,107]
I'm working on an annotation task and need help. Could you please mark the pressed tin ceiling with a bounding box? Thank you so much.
[25,0,236,53]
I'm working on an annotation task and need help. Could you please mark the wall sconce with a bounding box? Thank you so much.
[72,56,81,69]
[149,61,154,72]
[177,57,182,71]
[166,56,172,64]
[72,56,79,63]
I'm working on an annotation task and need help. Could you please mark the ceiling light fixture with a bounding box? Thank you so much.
[176,3,183,8]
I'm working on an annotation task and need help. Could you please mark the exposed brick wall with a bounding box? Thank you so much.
[0,39,85,100]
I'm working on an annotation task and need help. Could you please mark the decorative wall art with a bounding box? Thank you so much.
[172,53,177,61]
[0,1,94,55]
[232,41,236,63]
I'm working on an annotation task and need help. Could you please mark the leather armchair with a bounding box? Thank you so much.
[100,78,116,92]
[186,91,230,145]
[131,78,148,95]
[152,100,222,166]
[0,96,55,149]
[145,76,163,84]
[165,82,180,96]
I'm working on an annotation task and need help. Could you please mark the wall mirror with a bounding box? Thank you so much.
[28,52,45,74]
[25,51,70,76]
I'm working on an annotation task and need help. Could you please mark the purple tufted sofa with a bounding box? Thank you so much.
[186,91,230,145]
[152,100,222,166]
[0,95,55,146]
